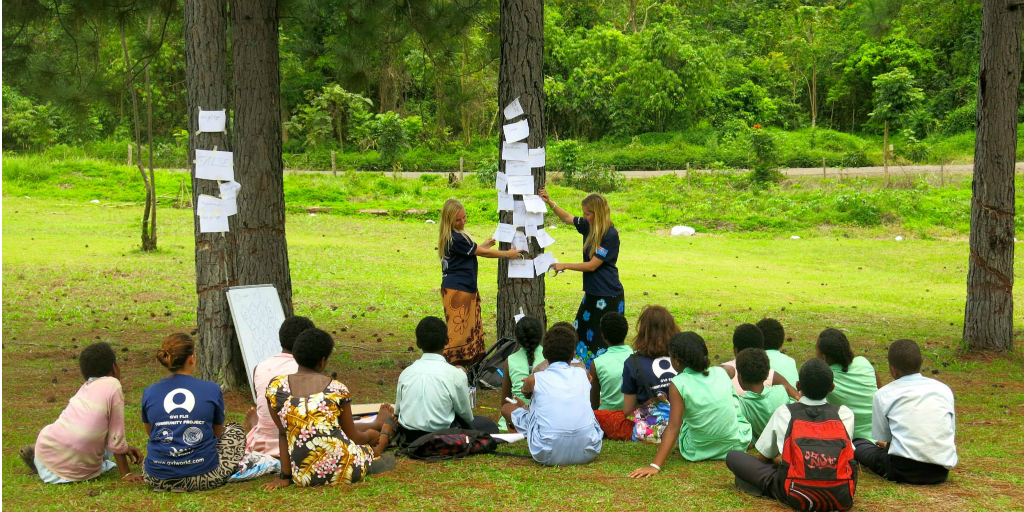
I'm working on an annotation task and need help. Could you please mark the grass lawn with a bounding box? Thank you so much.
[3,194,1024,511]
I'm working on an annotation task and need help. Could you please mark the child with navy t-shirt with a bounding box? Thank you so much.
[140,333,245,491]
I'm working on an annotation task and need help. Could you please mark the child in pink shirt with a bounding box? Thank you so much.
[20,342,143,483]
[245,315,314,457]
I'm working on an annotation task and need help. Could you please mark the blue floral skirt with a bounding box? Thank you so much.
[573,293,626,367]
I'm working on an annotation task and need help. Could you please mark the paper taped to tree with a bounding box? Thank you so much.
[195,149,234,181]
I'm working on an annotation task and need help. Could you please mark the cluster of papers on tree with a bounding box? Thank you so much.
[194,109,239,233]
[494,97,557,278]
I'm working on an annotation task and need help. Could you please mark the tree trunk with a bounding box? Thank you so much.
[964,0,1020,351]
[810,62,818,128]
[232,0,294,318]
[120,24,154,251]
[883,121,889,187]
[184,0,243,387]
[144,14,158,251]
[496,0,546,339]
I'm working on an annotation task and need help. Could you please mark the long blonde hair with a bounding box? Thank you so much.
[582,193,612,258]
[438,199,465,261]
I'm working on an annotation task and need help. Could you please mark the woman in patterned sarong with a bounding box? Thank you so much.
[437,199,522,367]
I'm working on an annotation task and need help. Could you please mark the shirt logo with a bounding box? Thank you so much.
[596,246,609,257]
[652,356,674,379]
[163,388,196,414]
[182,426,204,446]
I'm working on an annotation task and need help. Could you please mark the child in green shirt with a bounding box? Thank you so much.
[727,348,798,443]
[590,313,636,440]
[498,316,545,432]
[817,328,882,440]
[757,318,799,387]
[629,332,751,477]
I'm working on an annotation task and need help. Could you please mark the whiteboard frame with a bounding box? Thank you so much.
[226,284,286,403]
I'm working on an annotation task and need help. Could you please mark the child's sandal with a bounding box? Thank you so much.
[19,445,37,474]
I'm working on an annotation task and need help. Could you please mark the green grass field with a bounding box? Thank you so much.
[3,189,1024,510]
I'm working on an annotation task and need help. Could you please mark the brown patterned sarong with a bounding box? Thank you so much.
[440,288,486,367]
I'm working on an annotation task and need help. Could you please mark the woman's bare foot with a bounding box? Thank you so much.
[19,445,37,474]
[243,406,258,433]
[371,403,394,430]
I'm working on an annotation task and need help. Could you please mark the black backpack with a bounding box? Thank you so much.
[468,337,520,390]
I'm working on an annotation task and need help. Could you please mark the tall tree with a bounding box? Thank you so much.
[496,0,546,338]
[963,0,1020,351]
[232,0,294,319]
[184,0,244,386]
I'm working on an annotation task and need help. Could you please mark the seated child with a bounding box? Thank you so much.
[726,359,857,510]
[501,324,603,466]
[589,313,636,440]
[725,348,799,442]
[21,342,142,483]
[629,332,751,477]
[142,333,245,492]
[263,328,394,489]
[246,315,314,456]
[721,323,775,396]
[757,318,799,386]
[620,306,679,439]
[395,316,497,444]
[498,316,545,432]
[854,339,957,484]
[818,328,881,440]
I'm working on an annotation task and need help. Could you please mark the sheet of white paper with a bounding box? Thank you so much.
[195,149,234,181]
[512,201,527,226]
[504,159,531,176]
[492,432,526,443]
[222,197,238,216]
[493,223,516,243]
[536,228,556,248]
[196,194,225,217]
[495,171,507,192]
[198,110,227,133]
[497,191,514,211]
[508,258,535,279]
[507,175,534,195]
[219,180,241,200]
[512,232,529,251]
[527,211,544,226]
[529,147,546,168]
[501,142,529,161]
[199,215,229,233]
[514,313,525,323]
[522,194,547,213]
[533,252,556,275]
[525,224,538,237]
[503,97,524,120]
[502,119,529,143]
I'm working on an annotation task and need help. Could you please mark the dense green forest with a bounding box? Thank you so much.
[2,0,1020,171]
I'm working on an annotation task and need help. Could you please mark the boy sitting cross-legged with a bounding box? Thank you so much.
[394,316,498,445]
[853,339,957,485]
[726,359,857,510]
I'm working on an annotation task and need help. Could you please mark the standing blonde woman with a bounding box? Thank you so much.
[539,189,624,367]
[438,199,523,367]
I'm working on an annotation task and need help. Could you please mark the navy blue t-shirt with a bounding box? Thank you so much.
[574,217,623,296]
[621,355,678,404]
[141,374,224,480]
[441,231,478,293]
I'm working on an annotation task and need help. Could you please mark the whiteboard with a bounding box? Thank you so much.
[226,285,287,402]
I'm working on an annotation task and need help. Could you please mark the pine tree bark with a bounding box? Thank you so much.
[232,0,294,318]
[496,0,546,339]
[964,0,1021,351]
[184,0,244,387]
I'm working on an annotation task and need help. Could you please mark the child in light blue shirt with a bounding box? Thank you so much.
[501,325,603,466]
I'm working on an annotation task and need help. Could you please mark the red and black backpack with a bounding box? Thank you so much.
[779,403,858,511]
